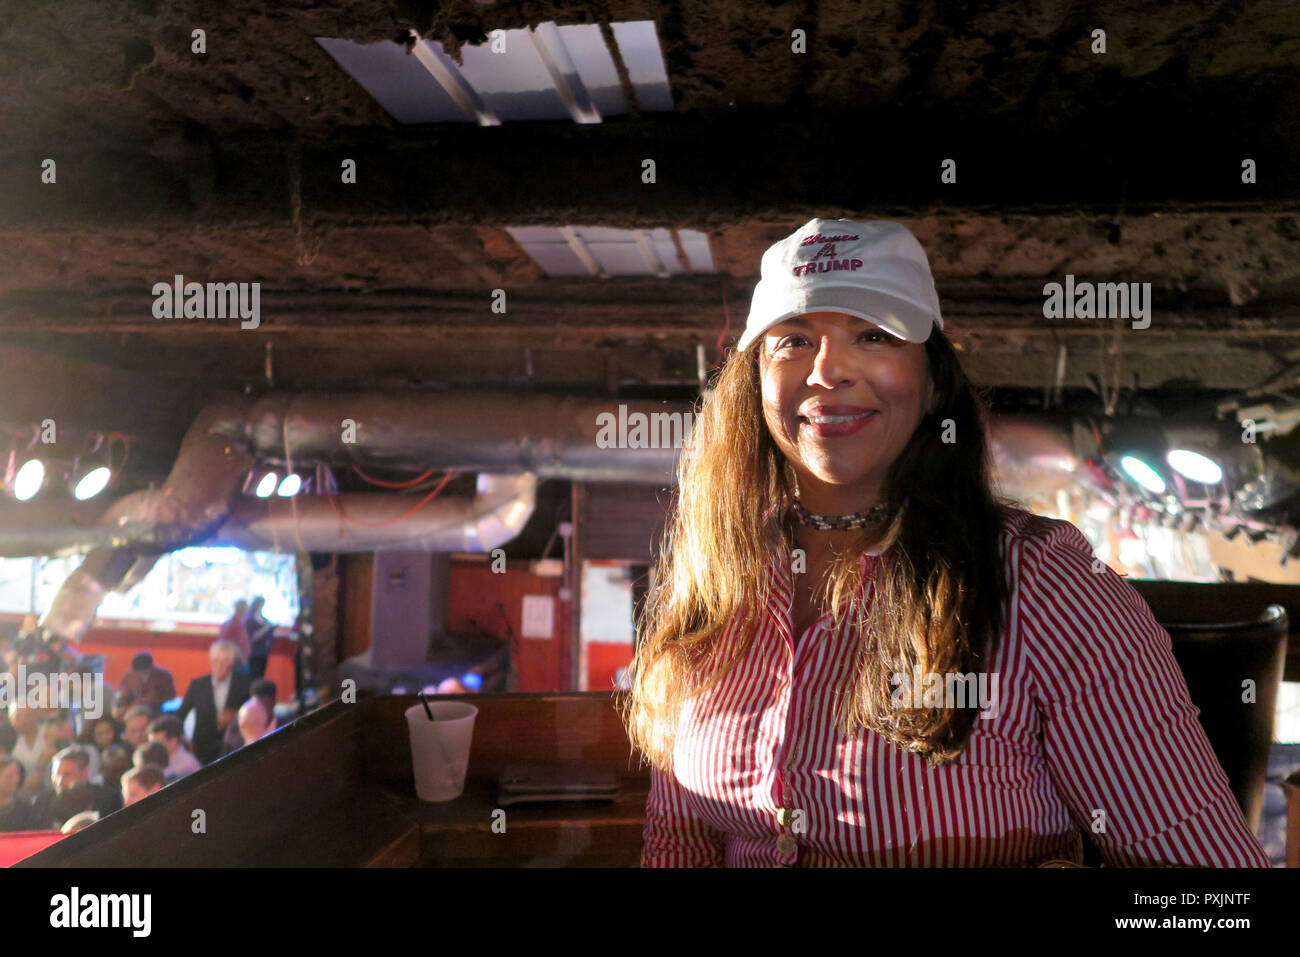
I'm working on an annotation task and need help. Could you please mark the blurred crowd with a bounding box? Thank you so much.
[0,602,287,836]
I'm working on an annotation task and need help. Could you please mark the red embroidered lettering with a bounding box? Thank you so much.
[801,233,860,246]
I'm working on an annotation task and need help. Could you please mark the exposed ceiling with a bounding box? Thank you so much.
[2,0,1299,480]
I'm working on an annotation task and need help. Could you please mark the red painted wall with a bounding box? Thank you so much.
[446,563,565,693]
[585,641,634,692]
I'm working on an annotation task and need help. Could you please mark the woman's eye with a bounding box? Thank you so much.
[861,330,903,345]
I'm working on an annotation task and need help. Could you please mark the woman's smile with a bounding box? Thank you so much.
[798,407,880,437]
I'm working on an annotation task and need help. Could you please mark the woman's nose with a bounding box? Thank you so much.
[807,335,853,387]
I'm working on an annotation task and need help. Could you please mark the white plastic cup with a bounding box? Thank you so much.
[405,701,478,802]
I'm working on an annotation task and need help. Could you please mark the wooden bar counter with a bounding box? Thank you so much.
[18,692,650,868]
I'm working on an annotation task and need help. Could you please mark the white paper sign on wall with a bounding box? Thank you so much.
[521,594,555,639]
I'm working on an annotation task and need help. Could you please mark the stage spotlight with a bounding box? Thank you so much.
[13,459,45,501]
[1119,455,1166,494]
[254,470,279,498]
[71,465,112,500]
[1166,449,1224,485]
[276,473,302,497]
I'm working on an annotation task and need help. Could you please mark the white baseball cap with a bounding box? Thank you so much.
[739,218,943,352]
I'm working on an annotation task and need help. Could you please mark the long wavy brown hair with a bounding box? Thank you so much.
[620,327,1019,771]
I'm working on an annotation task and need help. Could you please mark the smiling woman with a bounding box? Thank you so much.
[759,311,932,517]
[620,217,1272,868]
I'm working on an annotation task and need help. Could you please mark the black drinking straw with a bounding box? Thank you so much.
[419,692,435,721]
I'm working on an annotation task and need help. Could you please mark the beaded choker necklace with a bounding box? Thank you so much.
[789,499,889,531]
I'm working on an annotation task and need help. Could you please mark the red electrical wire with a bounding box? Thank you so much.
[351,464,435,488]
[328,470,458,528]
[1087,417,1108,459]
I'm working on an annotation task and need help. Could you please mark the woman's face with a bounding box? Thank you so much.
[759,311,933,506]
[92,720,116,748]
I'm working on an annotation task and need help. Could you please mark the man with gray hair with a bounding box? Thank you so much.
[175,639,251,765]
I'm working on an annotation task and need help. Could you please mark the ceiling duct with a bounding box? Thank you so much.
[209,392,690,484]
[211,472,537,553]
[986,414,1082,502]
[3,391,691,560]
[31,388,692,639]
[39,399,256,643]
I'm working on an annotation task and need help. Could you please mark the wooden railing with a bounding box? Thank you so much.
[17,692,647,867]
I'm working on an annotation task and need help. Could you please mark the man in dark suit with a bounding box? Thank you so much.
[30,746,121,829]
[176,640,251,766]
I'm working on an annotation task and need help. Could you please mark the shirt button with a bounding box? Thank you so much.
[777,833,797,857]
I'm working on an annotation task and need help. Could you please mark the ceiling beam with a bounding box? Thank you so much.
[2,284,1297,339]
[1,106,1295,230]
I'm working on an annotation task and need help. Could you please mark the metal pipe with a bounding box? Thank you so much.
[39,399,255,642]
[209,473,537,553]
[986,413,1081,501]
[0,499,128,558]
[210,393,691,484]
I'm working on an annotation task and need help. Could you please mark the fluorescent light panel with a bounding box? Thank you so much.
[314,37,473,124]
[316,20,672,125]
[506,226,714,277]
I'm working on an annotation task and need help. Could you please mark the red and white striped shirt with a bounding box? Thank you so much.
[641,508,1271,867]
